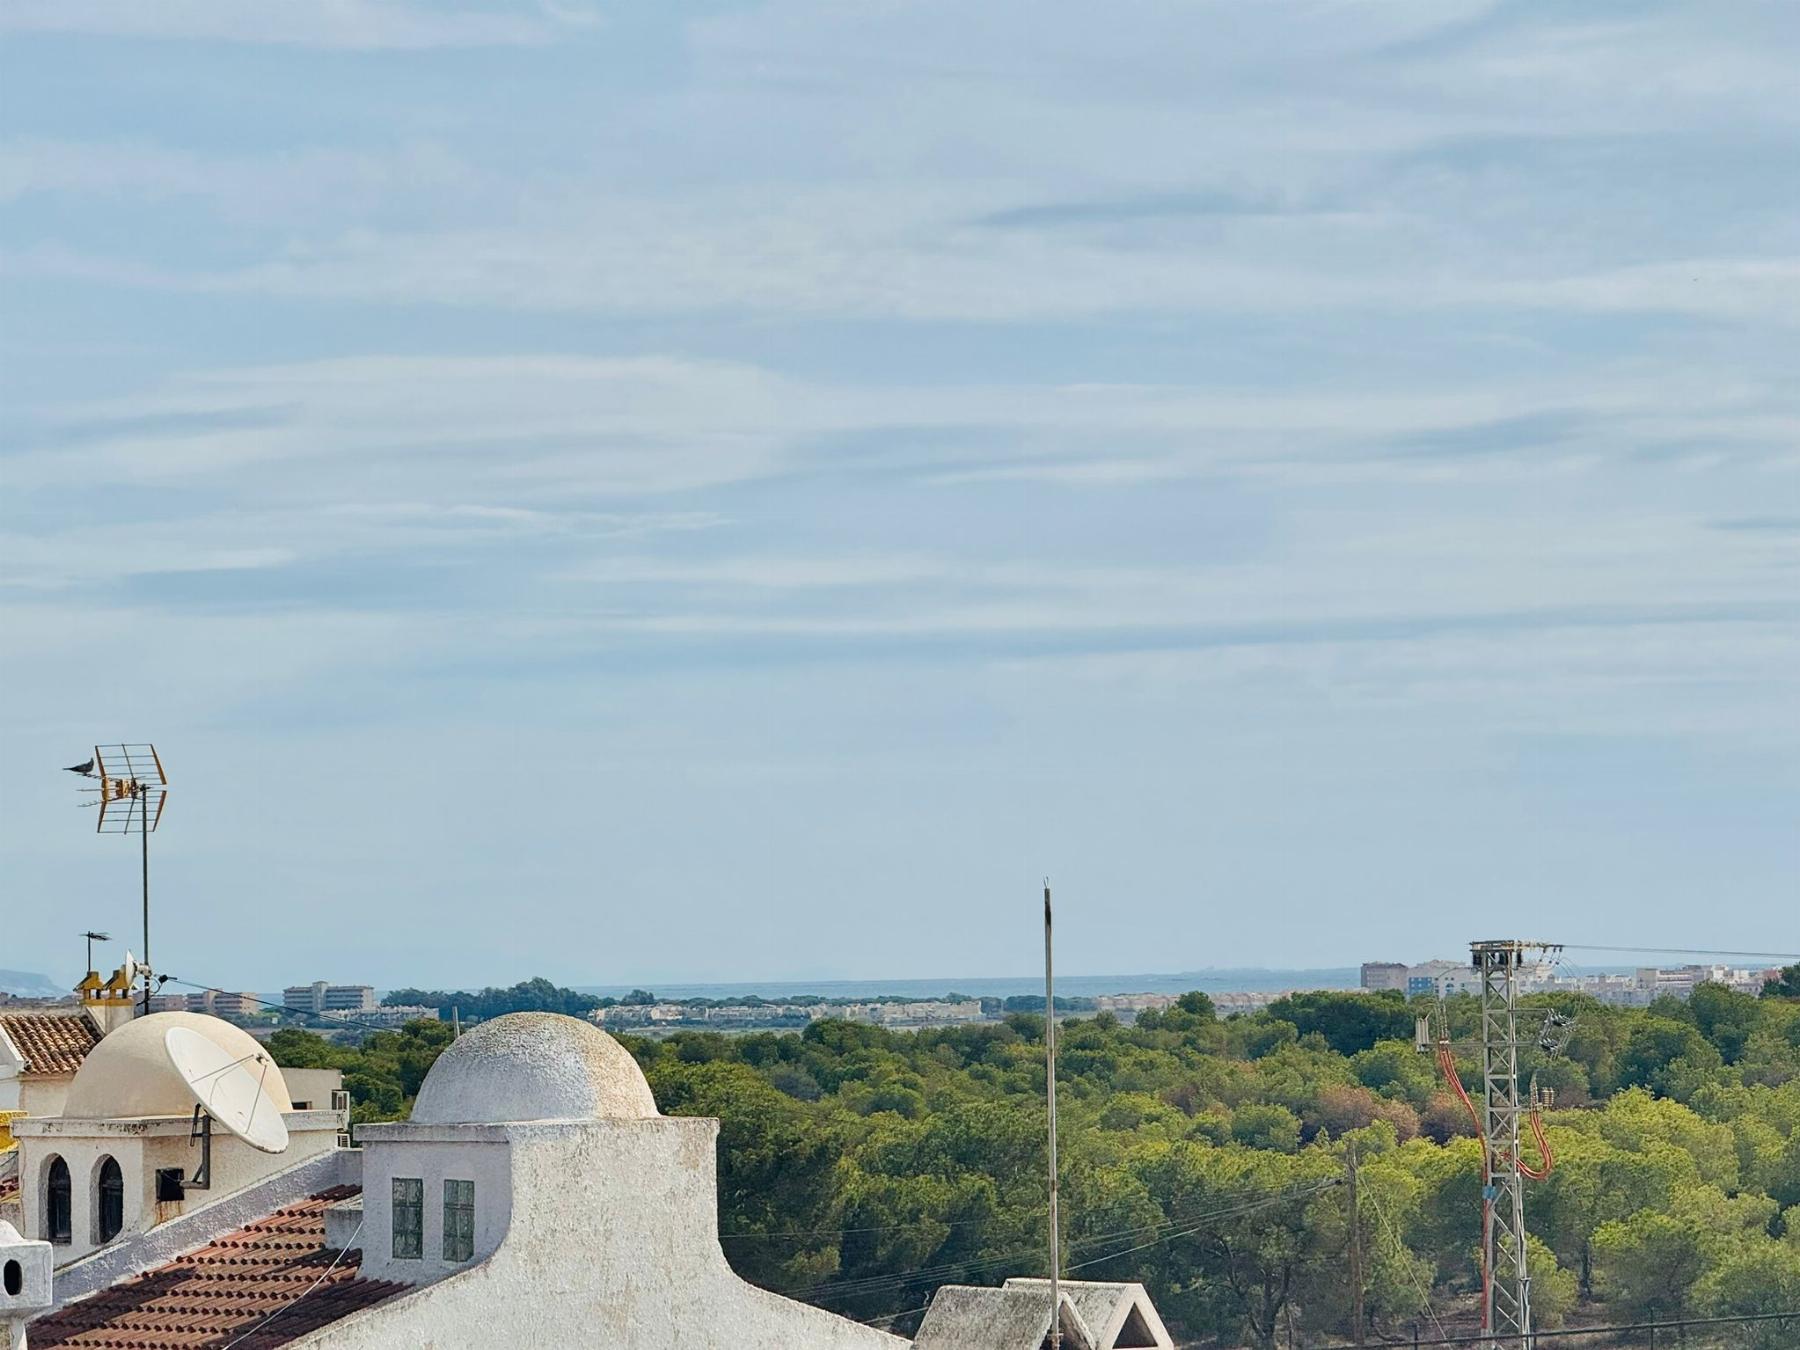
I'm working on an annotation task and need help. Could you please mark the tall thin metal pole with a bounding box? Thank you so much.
[1348,1141,1365,1346]
[1044,879,1060,1350]
[141,794,151,1017]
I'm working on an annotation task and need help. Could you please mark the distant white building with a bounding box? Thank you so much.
[1405,960,1481,998]
[283,982,377,1016]
[322,1004,440,1029]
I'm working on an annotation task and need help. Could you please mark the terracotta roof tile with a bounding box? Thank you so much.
[0,1012,100,1076]
[30,1187,406,1349]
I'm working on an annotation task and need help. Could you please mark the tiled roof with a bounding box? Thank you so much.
[30,1187,406,1349]
[0,1011,100,1075]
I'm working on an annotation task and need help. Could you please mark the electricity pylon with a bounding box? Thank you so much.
[1470,939,1560,1347]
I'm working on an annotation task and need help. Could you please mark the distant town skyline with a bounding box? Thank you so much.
[4,3,1796,988]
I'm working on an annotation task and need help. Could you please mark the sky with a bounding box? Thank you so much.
[1,0,1796,992]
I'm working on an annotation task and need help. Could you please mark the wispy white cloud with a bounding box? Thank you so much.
[4,0,1797,979]
[0,0,555,50]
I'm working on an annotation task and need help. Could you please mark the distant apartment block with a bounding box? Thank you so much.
[1405,960,1471,997]
[593,997,983,1032]
[1382,956,1776,1007]
[1092,993,1179,1017]
[319,1003,439,1028]
[282,981,377,1016]
[178,988,260,1017]
[1360,962,1409,992]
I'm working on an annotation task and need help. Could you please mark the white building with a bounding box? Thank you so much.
[11,1013,929,1347]
[282,982,377,1016]
[9,1013,346,1268]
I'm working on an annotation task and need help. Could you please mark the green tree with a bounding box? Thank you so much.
[1263,991,1412,1057]
[1592,1208,1709,1322]
[1760,964,1800,999]
[1689,983,1765,1064]
[1615,1017,1723,1097]
[1695,1238,1800,1350]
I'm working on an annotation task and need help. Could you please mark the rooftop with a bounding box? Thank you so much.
[27,1186,405,1349]
[0,1010,100,1076]
[61,1011,293,1121]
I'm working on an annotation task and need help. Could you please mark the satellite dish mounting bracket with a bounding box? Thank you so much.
[188,1106,213,1189]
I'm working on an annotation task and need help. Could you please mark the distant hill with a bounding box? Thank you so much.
[0,969,67,999]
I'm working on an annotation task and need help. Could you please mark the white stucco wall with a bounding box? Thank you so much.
[355,1127,513,1285]
[299,1117,906,1350]
[11,1113,341,1265]
[0,1077,69,1119]
[280,1069,344,1113]
[15,1079,69,1120]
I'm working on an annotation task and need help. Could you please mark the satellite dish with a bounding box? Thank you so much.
[163,1027,289,1154]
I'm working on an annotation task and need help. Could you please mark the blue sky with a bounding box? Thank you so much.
[2,1,1795,991]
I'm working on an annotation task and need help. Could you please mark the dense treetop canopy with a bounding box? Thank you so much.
[279,974,1800,1347]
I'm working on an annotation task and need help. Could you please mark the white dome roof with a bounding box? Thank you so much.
[62,1012,293,1120]
[410,1013,658,1125]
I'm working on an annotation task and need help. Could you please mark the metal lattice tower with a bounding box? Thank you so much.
[1470,939,1559,1347]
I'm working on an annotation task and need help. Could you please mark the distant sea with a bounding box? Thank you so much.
[573,968,1361,1002]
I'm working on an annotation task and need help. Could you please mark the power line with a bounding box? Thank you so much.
[723,1214,1012,1240]
[1360,1170,1449,1345]
[1244,1308,1800,1348]
[1560,943,1800,961]
[795,1181,1337,1301]
[220,1216,363,1348]
[859,1302,931,1328]
[788,1178,1340,1305]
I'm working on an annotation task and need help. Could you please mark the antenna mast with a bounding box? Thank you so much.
[1044,879,1061,1350]
[72,744,169,1015]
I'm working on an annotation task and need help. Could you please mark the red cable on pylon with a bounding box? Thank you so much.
[1518,1101,1554,1181]
[1433,1032,1557,1328]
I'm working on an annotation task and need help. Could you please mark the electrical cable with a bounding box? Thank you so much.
[1360,1172,1450,1344]
[723,1214,1014,1240]
[859,1302,932,1328]
[219,1216,363,1348]
[788,1178,1341,1304]
[793,1182,1338,1301]
[1560,944,1800,961]
[166,979,425,1040]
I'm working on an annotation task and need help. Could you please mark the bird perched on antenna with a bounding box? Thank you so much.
[64,757,95,775]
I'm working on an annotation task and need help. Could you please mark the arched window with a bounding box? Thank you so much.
[97,1156,125,1243]
[45,1156,71,1245]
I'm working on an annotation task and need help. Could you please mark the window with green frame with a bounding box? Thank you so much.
[443,1179,475,1262]
[392,1177,423,1259]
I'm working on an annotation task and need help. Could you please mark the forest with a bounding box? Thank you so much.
[267,974,1800,1347]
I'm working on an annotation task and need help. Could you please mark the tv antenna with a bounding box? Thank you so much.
[81,930,112,975]
[70,744,169,1015]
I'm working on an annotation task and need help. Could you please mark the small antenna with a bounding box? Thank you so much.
[82,930,112,976]
[1044,877,1061,1350]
